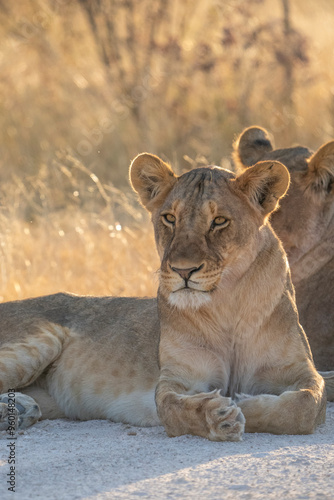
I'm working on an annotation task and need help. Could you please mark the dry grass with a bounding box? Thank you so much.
[0,158,159,302]
[0,214,159,302]
[1,0,334,184]
[0,0,334,302]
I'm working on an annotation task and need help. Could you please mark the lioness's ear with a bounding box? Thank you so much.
[130,153,177,211]
[232,126,274,172]
[234,160,290,216]
[304,141,334,199]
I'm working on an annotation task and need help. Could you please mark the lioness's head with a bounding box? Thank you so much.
[233,126,334,265]
[130,153,289,309]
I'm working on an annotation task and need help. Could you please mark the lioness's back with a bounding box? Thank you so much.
[0,293,160,347]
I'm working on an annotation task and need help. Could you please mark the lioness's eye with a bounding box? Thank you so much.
[163,213,176,225]
[211,216,229,229]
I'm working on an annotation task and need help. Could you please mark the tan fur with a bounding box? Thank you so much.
[0,155,328,440]
[233,127,334,386]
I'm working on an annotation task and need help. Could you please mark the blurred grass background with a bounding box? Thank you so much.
[1,0,334,301]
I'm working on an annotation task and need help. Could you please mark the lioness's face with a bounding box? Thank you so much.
[152,168,259,309]
[130,154,290,309]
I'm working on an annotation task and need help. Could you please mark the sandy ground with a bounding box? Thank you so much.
[0,402,333,500]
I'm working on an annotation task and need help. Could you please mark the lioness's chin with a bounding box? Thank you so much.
[167,290,212,310]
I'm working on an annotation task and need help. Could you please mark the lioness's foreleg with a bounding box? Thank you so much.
[236,379,326,435]
[0,322,69,429]
[155,378,245,442]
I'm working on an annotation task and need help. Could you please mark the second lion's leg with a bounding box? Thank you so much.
[21,384,66,420]
[0,322,69,393]
[0,322,69,429]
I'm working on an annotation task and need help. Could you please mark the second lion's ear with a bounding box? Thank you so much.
[304,141,334,200]
[234,160,290,217]
[232,126,274,172]
[129,153,177,212]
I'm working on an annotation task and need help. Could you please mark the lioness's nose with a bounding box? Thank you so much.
[171,265,203,281]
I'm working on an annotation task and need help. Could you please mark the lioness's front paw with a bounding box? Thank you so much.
[0,393,41,431]
[206,393,245,441]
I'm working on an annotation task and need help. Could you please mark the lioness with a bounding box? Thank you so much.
[233,127,334,383]
[0,154,329,440]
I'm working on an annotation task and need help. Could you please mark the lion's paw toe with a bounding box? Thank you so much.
[209,399,245,441]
